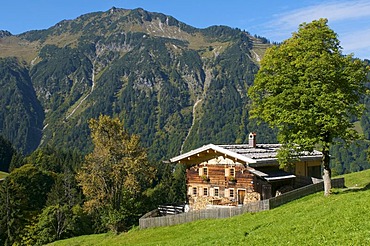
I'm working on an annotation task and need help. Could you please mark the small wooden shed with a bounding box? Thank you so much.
[170,133,322,210]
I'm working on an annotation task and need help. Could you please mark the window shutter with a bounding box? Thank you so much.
[199,186,203,196]
[188,187,192,195]
[225,168,230,177]
[199,167,204,176]
[210,188,214,196]
[225,188,229,198]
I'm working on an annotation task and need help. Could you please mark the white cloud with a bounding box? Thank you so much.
[273,0,370,30]
[340,28,370,58]
[341,29,370,50]
[262,0,370,59]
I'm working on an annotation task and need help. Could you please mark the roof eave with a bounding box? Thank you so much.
[169,144,256,164]
[249,155,322,167]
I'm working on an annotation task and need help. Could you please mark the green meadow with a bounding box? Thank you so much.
[50,169,370,246]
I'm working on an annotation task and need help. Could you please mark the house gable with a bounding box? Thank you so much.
[200,155,245,166]
[170,144,256,166]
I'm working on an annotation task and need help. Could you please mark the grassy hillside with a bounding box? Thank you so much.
[337,168,370,187]
[50,169,370,245]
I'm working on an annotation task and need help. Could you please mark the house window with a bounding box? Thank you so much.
[203,187,208,196]
[193,187,197,196]
[214,188,219,197]
[199,166,208,176]
[230,168,235,177]
[229,189,234,198]
[203,167,208,176]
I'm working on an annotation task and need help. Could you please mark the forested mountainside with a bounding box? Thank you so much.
[0,58,44,153]
[0,7,272,158]
[0,7,369,173]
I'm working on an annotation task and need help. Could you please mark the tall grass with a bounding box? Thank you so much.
[50,170,370,245]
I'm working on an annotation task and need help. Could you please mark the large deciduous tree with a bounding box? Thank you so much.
[248,18,369,196]
[77,115,155,233]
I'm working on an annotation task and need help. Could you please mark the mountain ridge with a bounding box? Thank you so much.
[0,7,274,159]
[1,7,368,176]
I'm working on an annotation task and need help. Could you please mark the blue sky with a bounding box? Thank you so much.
[2,0,370,59]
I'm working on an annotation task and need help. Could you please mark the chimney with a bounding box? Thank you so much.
[249,132,256,148]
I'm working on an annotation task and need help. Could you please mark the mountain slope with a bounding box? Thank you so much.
[0,57,44,153]
[0,8,273,158]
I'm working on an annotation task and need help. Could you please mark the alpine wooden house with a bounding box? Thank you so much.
[170,133,322,210]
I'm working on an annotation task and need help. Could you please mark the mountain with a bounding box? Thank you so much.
[0,31,12,38]
[0,57,44,153]
[0,7,273,159]
[0,8,369,174]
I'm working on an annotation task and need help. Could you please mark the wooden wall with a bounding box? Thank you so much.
[186,163,256,206]
[294,160,321,177]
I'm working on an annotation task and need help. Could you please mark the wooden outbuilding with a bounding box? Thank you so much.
[170,133,322,210]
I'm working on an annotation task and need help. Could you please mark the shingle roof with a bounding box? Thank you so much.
[218,144,281,160]
[217,144,322,165]
[170,143,322,167]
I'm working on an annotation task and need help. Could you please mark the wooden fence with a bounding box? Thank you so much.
[269,177,344,208]
[158,204,185,216]
[140,200,269,229]
[139,178,344,229]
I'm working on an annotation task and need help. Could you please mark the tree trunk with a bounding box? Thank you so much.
[322,148,331,196]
